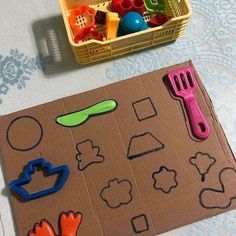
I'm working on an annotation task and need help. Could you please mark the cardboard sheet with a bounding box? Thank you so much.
[0,61,235,236]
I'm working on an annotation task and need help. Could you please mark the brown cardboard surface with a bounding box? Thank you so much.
[0,61,235,236]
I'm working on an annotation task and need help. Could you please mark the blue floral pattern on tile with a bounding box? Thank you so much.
[0,49,41,103]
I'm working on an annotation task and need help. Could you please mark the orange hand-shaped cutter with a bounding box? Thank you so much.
[69,5,96,42]
[28,220,55,236]
[59,211,82,236]
[28,211,82,236]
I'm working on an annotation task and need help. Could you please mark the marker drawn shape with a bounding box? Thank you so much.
[6,116,43,152]
[132,97,157,121]
[152,166,178,194]
[127,132,164,160]
[199,167,236,209]
[189,152,216,182]
[131,214,149,234]
[100,178,132,209]
[76,139,105,171]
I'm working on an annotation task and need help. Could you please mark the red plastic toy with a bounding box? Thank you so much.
[69,5,96,42]
[148,13,172,27]
[111,0,145,16]
[74,30,104,43]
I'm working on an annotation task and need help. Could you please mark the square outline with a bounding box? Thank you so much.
[131,214,149,234]
[132,97,157,121]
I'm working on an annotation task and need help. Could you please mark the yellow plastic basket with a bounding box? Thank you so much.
[59,0,192,64]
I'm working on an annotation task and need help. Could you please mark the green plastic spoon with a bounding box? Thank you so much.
[56,99,117,127]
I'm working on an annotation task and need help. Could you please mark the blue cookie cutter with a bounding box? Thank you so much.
[9,158,69,200]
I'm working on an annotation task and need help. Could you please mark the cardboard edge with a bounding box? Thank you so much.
[0,150,19,236]
[0,61,235,236]
[189,60,236,164]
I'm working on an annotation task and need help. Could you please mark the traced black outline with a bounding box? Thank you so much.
[55,99,118,128]
[152,166,178,194]
[189,152,216,182]
[0,213,6,236]
[131,214,149,234]
[76,139,105,171]
[100,178,133,209]
[6,116,43,152]
[58,211,83,235]
[132,97,157,122]
[199,167,236,209]
[27,219,56,236]
[127,132,165,160]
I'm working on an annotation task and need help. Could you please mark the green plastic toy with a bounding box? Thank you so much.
[56,99,117,127]
[144,0,166,13]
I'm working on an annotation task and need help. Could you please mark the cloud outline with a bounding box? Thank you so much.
[100,178,133,209]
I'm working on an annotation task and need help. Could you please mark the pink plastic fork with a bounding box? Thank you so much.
[168,66,211,140]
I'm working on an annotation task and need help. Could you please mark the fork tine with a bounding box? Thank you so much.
[173,75,181,91]
[186,68,196,88]
[180,73,188,89]
[176,74,184,90]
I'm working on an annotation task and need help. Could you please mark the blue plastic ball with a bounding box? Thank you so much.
[121,12,148,33]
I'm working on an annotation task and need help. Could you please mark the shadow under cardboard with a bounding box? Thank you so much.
[32,15,177,77]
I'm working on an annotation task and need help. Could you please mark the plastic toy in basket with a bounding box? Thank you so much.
[74,30,104,43]
[148,13,172,27]
[69,5,96,42]
[106,12,120,40]
[118,11,148,36]
[144,0,166,13]
[59,0,191,64]
[111,0,145,16]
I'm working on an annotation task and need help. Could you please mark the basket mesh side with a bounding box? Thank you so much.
[74,0,176,43]
[167,0,182,17]
[72,0,183,61]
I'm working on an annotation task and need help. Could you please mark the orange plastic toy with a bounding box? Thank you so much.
[28,211,82,236]
[69,5,96,42]
[59,211,82,236]
[106,12,120,40]
[28,220,55,236]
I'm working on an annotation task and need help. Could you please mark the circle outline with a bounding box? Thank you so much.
[6,116,43,152]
